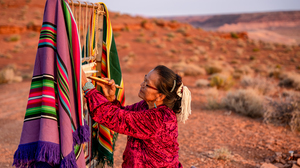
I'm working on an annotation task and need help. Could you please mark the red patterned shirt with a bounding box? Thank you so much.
[85,88,183,168]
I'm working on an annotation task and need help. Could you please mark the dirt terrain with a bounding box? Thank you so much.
[0,0,300,168]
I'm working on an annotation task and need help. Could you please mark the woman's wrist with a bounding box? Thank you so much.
[83,82,95,93]
[107,95,115,102]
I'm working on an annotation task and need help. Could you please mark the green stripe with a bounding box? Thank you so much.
[31,79,54,89]
[26,106,57,116]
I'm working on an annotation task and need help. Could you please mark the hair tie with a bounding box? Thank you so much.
[170,80,176,92]
[176,83,191,124]
[177,83,183,97]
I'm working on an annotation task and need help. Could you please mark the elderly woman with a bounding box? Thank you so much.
[82,65,191,168]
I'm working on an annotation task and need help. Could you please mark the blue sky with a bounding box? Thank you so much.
[88,0,300,17]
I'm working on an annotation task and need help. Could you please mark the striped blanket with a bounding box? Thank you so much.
[13,0,89,167]
[86,3,125,167]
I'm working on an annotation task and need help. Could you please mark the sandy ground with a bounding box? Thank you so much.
[0,1,300,167]
[0,72,299,168]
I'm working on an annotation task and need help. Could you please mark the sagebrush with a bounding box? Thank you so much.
[222,89,265,118]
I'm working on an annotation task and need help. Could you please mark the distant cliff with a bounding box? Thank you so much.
[161,11,300,30]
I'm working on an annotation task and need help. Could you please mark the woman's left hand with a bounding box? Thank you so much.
[96,78,116,101]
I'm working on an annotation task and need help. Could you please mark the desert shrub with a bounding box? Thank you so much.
[184,38,193,44]
[0,53,12,59]
[263,43,276,50]
[220,46,228,53]
[114,32,121,38]
[176,27,187,34]
[195,46,206,55]
[235,65,253,75]
[134,37,145,43]
[232,66,253,79]
[156,43,166,48]
[205,62,222,75]
[213,147,232,160]
[5,35,21,42]
[171,62,205,76]
[278,72,300,91]
[196,79,210,88]
[252,48,260,52]
[205,88,223,110]
[231,32,239,39]
[240,76,275,95]
[28,32,37,38]
[248,55,256,61]
[230,59,241,64]
[122,52,135,65]
[222,89,265,118]
[237,39,246,47]
[187,55,199,62]
[166,33,175,38]
[0,64,22,84]
[210,41,216,49]
[209,73,234,90]
[268,65,282,78]
[264,95,300,132]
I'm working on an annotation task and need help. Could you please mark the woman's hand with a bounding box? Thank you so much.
[81,69,88,87]
[96,78,116,101]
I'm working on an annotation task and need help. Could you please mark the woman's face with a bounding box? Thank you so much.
[138,70,160,102]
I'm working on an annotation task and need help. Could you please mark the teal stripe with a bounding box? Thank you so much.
[38,42,57,49]
[42,24,57,30]
[57,56,68,80]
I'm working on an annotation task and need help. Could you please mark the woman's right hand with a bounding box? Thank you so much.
[96,78,116,101]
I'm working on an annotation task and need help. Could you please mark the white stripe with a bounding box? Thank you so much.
[28,95,55,100]
[32,74,54,80]
[24,115,57,122]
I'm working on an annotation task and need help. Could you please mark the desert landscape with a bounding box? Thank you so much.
[0,0,300,168]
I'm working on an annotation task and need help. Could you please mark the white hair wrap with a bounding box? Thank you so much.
[176,83,192,124]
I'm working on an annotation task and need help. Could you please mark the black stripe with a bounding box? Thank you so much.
[43,22,57,28]
[40,34,56,41]
[24,116,57,122]
[25,112,57,120]
[57,72,70,101]
[38,44,56,51]
[99,130,113,146]
[32,76,55,83]
[40,31,56,38]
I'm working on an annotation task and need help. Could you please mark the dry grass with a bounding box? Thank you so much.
[171,62,206,76]
[240,76,276,95]
[196,79,209,88]
[205,88,223,110]
[264,94,300,132]
[222,89,265,118]
[205,61,223,75]
[4,35,21,42]
[278,72,300,91]
[213,147,232,161]
[209,73,234,90]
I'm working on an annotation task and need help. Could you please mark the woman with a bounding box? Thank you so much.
[82,65,191,167]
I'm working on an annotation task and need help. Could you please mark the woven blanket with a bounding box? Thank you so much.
[85,3,125,167]
[13,0,89,167]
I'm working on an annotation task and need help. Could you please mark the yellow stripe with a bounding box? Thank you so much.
[99,3,112,79]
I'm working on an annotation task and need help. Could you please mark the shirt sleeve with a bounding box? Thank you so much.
[85,88,164,139]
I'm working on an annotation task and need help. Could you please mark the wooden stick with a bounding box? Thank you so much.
[87,76,123,89]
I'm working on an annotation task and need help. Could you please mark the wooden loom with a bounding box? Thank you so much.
[68,1,105,167]
[68,0,104,78]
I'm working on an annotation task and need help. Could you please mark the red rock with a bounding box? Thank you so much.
[260,163,278,168]
[292,164,300,168]
[141,22,155,30]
